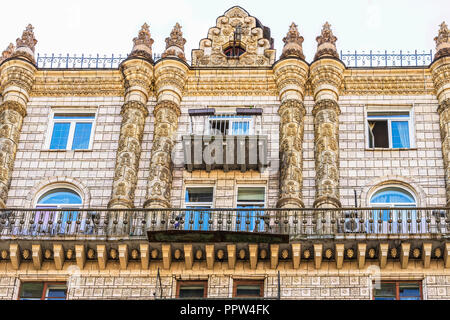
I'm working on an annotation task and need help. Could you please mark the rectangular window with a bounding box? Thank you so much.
[48,113,95,150]
[367,111,412,149]
[373,281,422,300]
[236,187,265,232]
[19,282,67,300]
[233,280,264,298]
[184,187,214,231]
[177,281,207,298]
[209,115,253,135]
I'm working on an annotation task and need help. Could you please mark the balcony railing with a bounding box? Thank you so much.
[0,208,449,240]
[340,50,433,67]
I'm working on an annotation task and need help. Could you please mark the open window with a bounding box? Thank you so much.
[367,111,412,148]
[183,187,214,231]
[236,187,265,232]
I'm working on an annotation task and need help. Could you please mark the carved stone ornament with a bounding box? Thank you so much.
[131,249,140,260]
[259,249,268,260]
[280,23,305,60]
[368,248,376,259]
[195,249,203,260]
[191,6,275,67]
[22,249,31,260]
[1,250,8,260]
[435,247,442,258]
[109,101,148,208]
[314,22,339,60]
[277,99,306,208]
[0,43,15,64]
[346,248,354,259]
[216,249,225,260]
[281,249,289,260]
[162,23,187,61]
[44,249,52,260]
[66,249,74,260]
[87,248,96,259]
[151,249,159,259]
[434,21,450,60]
[303,249,311,259]
[110,248,118,260]
[12,24,37,63]
[238,249,246,260]
[324,248,333,259]
[144,100,180,208]
[129,23,154,61]
[437,99,450,206]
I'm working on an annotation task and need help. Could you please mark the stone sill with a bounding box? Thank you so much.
[364,148,418,151]
[40,149,93,152]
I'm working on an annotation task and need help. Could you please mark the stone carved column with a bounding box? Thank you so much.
[312,100,341,208]
[0,25,37,208]
[108,24,154,209]
[310,22,345,208]
[431,22,450,206]
[143,101,180,208]
[273,23,308,208]
[144,25,188,209]
[277,99,306,208]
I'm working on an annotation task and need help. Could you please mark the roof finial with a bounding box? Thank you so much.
[0,43,15,64]
[130,23,154,61]
[434,21,450,60]
[280,22,305,60]
[12,24,37,63]
[314,22,339,60]
[162,23,187,61]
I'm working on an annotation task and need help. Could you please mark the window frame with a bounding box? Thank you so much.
[365,106,415,149]
[45,108,97,151]
[184,185,215,209]
[18,281,67,300]
[235,185,266,208]
[176,280,208,299]
[369,185,417,208]
[373,280,422,300]
[208,114,254,136]
[233,279,264,298]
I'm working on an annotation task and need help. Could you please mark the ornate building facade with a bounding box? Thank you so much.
[0,6,449,300]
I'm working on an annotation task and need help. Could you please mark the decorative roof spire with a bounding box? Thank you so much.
[162,22,187,61]
[12,24,37,63]
[129,23,154,61]
[434,21,450,60]
[314,22,339,60]
[280,22,305,60]
[0,43,15,64]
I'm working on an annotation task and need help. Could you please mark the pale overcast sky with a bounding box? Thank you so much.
[0,0,448,63]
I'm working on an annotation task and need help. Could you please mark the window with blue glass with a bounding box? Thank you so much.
[49,113,95,150]
[367,111,412,148]
[19,282,67,300]
[374,281,422,300]
[35,188,82,235]
[184,187,214,231]
[370,187,416,223]
[209,115,252,135]
[236,187,265,232]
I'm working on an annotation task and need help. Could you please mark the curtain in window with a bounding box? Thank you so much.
[391,121,410,148]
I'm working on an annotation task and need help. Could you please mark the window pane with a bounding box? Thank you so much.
[49,123,70,149]
[46,286,67,299]
[54,114,95,119]
[399,283,420,298]
[232,121,250,135]
[237,187,265,202]
[179,285,205,298]
[20,283,44,299]
[72,122,93,150]
[368,120,389,148]
[371,188,415,204]
[236,285,261,297]
[185,188,213,203]
[38,188,82,205]
[374,283,396,299]
[391,121,410,148]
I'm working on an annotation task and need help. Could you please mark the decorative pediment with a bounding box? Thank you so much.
[191,6,276,67]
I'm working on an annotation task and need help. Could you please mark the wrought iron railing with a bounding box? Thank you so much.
[0,207,448,239]
[340,50,433,67]
[36,53,162,69]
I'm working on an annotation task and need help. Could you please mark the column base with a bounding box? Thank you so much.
[276,197,304,209]
[143,199,170,209]
[107,198,134,209]
[313,196,341,209]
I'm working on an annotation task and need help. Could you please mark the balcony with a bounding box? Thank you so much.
[0,207,449,242]
[181,109,268,172]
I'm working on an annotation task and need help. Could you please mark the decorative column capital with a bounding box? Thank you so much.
[153,100,180,118]
[430,56,450,103]
[309,59,345,102]
[273,58,309,102]
[312,99,341,117]
[121,100,149,117]
[278,99,306,117]
[0,101,27,118]
[120,58,154,103]
[154,59,189,104]
[437,98,450,115]
[434,21,450,60]
[162,23,187,61]
[280,23,305,60]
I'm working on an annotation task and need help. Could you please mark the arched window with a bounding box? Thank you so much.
[33,187,83,235]
[370,187,416,207]
[36,188,82,208]
[224,46,246,58]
